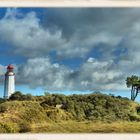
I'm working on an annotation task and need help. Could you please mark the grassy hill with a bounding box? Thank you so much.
[0,92,140,133]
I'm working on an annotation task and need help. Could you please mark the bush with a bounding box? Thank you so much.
[0,105,7,113]
[18,121,31,133]
[9,92,33,101]
[46,108,72,122]
[9,91,23,100]
[0,91,139,132]
[0,122,19,133]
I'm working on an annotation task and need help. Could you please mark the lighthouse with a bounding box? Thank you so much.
[4,64,15,99]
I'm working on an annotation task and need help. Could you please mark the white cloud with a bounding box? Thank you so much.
[16,57,70,90]
[0,9,122,59]
[79,58,125,90]
[0,9,66,58]
[1,8,140,92]
[14,57,126,91]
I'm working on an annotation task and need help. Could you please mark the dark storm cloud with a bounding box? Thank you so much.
[45,8,139,38]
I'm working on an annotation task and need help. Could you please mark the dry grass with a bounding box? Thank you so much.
[0,99,140,133]
[31,121,140,133]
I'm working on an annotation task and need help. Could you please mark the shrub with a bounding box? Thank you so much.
[0,105,7,113]
[9,92,33,101]
[9,91,23,100]
[0,122,19,133]
[18,121,31,133]
[21,94,33,101]
[46,108,72,122]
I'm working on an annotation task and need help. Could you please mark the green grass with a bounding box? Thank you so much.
[31,121,140,133]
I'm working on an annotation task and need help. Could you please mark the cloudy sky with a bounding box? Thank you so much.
[0,8,140,99]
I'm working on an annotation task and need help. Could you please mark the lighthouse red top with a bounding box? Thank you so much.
[7,64,14,70]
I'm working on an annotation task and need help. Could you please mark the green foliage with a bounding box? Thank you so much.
[126,75,140,88]
[0,122,19,133]
[40,93,139,122]
[9,91,33,101]
[21,94,33,101]
[0,92,140,133]
[126,75,140,101]
[9,91,23,100]
[45,108,73,122]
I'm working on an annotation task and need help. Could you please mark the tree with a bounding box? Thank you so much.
[9,92,33,101]
[9,91,23,100]
[126,75,140,101]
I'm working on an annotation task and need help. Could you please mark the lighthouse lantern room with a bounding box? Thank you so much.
[4,64,15,99]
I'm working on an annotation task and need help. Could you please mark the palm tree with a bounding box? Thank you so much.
[126,75,140,101]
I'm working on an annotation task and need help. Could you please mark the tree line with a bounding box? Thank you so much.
[6,91,137,122]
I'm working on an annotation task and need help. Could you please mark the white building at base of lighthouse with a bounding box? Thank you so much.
[4,64,15,99]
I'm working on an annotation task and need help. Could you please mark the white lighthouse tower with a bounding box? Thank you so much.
[4,64,15,99]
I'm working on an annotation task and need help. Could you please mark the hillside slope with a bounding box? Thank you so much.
[0,93,140,133]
